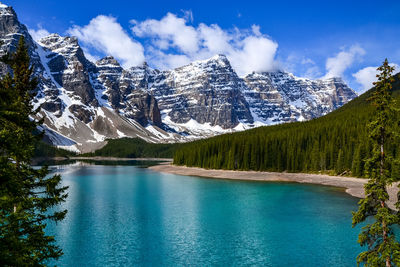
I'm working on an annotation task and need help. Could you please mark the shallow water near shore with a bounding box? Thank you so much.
[47,164,363,266]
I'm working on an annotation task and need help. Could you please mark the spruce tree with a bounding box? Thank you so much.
[0,37,68,265]
[351,145,363,177]
[336,149,345,174]
[352,59,400,266]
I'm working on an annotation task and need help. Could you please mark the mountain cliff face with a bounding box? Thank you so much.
[94,56,162,127]
[147,55,254,130]
[0,4,358,152]
[243,71,356,123]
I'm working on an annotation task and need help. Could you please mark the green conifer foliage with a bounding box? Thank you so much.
[0,37,68,266]
[173,71,400,177]
[352,59,400,266]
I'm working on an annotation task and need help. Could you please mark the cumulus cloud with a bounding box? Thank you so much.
[132,13,198,54]
[228,36,278,75]
[29,26,50,42]
[324,45,365,78]
[352,66,377,92]
[67,15,145,68]
[251,25,261,36]
[353,63,399,93]
[198,23,231,54]
[131,13,278,76]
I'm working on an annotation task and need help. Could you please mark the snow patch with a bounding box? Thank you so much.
[96,107,106,118]
[145,125,174,139]
[57,145,80,153]
[116,129,127,137]
[91,129,106,142]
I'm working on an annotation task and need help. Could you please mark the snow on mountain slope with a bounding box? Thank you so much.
[148,54,253,129]
[0,4,358,152]
[243,71,356,124]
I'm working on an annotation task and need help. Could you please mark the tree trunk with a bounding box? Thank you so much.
[381,130,391,267]
[13,159,20,214]
[387,257,391,267]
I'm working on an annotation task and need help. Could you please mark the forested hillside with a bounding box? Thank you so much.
[83,138,180,158]
[173,73,400,177]
[34,141,76,158]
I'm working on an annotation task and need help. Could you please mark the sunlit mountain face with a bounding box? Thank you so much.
[0,4,356,152]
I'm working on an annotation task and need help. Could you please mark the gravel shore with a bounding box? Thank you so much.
[70,157,173,162]
[150,163,399,209]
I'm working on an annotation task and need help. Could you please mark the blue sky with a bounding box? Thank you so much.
[9,0,400,92]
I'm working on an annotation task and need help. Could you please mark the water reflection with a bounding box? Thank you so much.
[47,165,363,266]
[36,158,168,167]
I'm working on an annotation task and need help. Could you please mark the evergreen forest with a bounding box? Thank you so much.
[173,73,400,177]
[83,137,181,158]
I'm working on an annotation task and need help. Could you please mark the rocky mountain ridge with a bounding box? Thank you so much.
[0,4,357,152]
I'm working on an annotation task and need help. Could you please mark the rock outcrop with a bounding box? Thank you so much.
[243,71,356,123]
[0,4,358,152]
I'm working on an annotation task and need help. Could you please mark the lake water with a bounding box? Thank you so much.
[46,164,363,266]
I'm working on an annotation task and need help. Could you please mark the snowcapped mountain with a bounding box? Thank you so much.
[243,71,356,124]
[0,4,357,152]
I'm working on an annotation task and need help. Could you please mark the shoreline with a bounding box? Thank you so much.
[70,156,173,162]
[150,163,399,209]
[31,156,173,166]
[33,156,173,162]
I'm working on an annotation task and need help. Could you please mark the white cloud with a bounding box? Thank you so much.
[353,63,399,93]
[324,45,365,78]
[181,10,194,23]
[251,25,261,36]
[198,23,231,54]
[228,36,278,75]
[67,15,145,68]
[131,13,278,76]
[132,13,198,54]
[29,26,50,42]
[352,66,377,92]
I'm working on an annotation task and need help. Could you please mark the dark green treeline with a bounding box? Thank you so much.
[83,137,181,158]
[173,73,400,177]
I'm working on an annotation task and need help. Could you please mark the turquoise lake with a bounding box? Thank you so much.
[46,164,363,266]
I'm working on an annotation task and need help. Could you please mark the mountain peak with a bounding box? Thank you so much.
[0,4,359,151]
[39,34,79,48]
[38,34,84,59]
[179,54,232,72]
[323,76,344,82]
[39,33,61,42]
[0,4,16,19]
[208,54,230,65]
[211,54,228,60]
[96,56,121,67]
[126,61,154,74]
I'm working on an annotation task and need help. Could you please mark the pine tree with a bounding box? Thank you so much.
[335,149,345,174]
[351,145,362,177]
[352,59,400,266]
[0,37,68,265]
